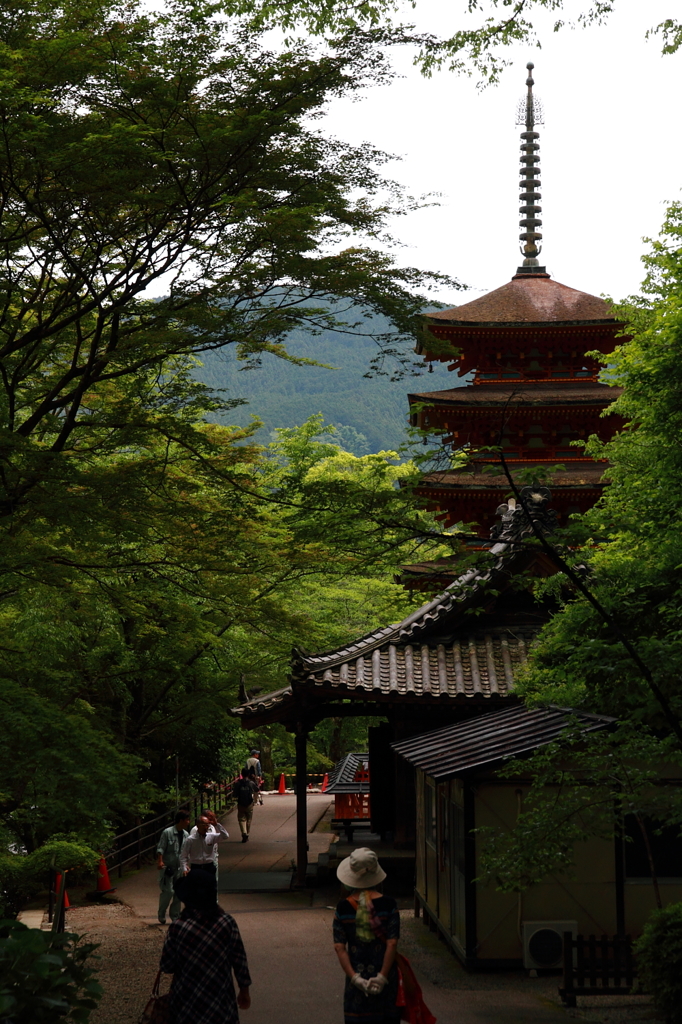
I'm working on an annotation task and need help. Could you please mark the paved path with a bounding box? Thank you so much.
[115,794,332,922]
[217,792,332,879]
[106,793,582,1023]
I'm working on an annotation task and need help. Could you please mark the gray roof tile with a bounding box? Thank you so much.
[392,704,614,779]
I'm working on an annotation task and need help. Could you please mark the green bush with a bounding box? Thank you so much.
[634,902,682,1023]
[0,921,102,1022]
[0,841,100,919]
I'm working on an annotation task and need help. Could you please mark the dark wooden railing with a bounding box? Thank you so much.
[104,778,238,878]
[559,932,637,1007]
[89,772,328,877]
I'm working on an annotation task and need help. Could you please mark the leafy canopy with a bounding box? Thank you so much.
[208,0,682,83]
[519,203,682,734]
[479,204,682,889]
[0,0,459,860]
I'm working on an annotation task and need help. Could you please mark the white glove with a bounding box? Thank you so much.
[351,974,369,996]
[367,973,388,996]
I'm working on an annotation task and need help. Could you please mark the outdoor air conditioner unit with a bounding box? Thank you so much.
[522,920,577,970]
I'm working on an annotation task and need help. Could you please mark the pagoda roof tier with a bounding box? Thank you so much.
[427,274,616,326]
[413,466,606,535]
[409,381,621,409]
[418,464,607,491]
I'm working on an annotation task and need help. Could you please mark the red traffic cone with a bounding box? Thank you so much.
[321,773,329,793]
[278,773,286,794]
[55,872,71,909]
[97,855,116,894]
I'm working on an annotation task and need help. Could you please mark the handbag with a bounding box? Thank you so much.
[139,970,171,1024]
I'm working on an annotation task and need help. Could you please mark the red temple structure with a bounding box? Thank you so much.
[326,752,371,841]
[409,64,625,536]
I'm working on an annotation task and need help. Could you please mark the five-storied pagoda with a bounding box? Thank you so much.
[409,64,624,536]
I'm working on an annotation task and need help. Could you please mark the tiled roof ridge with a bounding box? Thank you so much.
[391,702,616,778]
[303,627,539,675]
[231,684,293,716]
[231,622,540,712]
[293,487,558,676]
[292,551,519,675]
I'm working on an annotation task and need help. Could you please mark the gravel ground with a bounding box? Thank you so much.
[399,913,659,1024]
[66,901,165,1024]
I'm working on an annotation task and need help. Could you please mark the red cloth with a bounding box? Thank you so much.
[396,953,436,1024]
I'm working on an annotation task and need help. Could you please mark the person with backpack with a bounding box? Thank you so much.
[232,768,258,843]
[245,749,262,780]
[245,749,264,805]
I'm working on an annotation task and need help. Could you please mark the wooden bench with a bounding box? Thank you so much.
[559,932,637,1007]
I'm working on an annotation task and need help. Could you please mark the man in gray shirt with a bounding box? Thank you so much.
[156,809,191,924]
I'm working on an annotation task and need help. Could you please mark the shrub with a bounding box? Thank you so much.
[0,841,100,918]
[0,921,101,1023]
[634,902,682,1023]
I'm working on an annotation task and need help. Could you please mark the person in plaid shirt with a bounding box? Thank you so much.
[160,871,252,1024]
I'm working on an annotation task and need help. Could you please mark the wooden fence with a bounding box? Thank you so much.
[559,932,637,1007]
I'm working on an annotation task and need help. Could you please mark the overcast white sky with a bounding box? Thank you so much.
[321,0,681,305]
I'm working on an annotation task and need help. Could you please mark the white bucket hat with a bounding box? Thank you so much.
[336,847,386,889]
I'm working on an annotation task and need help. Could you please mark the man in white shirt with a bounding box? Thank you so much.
[179,809,228,893]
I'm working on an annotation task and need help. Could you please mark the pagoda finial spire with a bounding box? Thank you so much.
[515,62,547,276]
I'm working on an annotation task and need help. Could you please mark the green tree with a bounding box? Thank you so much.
[0,0,453,549]
[519,203,682,733]
[215,0,682,83]
[0,391,444,854]
[478,204,682,889]
[0,0,459,857]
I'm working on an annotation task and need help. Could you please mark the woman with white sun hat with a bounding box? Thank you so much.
[332,847,401,1024]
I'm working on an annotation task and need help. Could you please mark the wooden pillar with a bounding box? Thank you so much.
[614,819,626,936]
[463,782,477,962]
[295,726,308,887]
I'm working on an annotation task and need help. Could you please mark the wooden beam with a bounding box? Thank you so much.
[295,726,308,888]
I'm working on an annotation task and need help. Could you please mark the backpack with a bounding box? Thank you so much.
[235,779,254,807]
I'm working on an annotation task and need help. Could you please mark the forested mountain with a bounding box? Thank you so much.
[195,320,461,453]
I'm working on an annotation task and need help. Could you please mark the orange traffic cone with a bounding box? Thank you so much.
[278,773,286,794]
[97,855,116,894]
[321,773,329,793]
[55,872,70,909]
